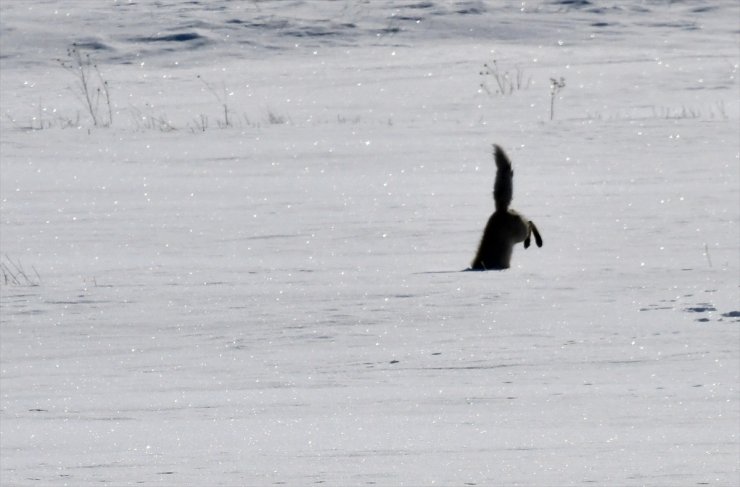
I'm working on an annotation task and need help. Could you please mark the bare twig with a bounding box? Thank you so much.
[197,76,233,128]
[704,243,713,268]
[550,77,566,120]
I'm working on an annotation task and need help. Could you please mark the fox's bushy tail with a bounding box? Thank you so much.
[493,144,513,212]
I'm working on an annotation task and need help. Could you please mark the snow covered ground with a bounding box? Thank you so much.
[1,1,738,485]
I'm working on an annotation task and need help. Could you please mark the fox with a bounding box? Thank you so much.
[470,144,542,270]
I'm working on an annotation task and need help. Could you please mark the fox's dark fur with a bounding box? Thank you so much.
[470,145,542,270]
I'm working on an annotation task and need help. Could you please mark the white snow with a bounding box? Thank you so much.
[1,1,738,485]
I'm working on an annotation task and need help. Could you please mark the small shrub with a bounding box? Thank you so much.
[480,58,531,96]
[58,46,113,127]
[1,256,40,287]
[129,105,176,132]
[188,114,210,133]
[266,109,289,125]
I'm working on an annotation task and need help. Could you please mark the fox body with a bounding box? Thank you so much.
[470,145,542,270]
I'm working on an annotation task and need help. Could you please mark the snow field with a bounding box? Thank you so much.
[1,1,739,485]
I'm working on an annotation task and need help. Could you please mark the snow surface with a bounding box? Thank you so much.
[1,1,739,485]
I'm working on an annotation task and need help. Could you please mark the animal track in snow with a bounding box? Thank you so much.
[682,303,739,323]
[639,295,738,323]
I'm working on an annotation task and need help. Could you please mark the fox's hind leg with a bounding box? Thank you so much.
[524,221,543,248]
[527,221,542,247]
